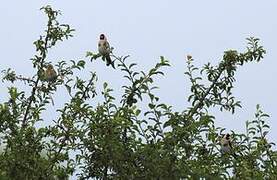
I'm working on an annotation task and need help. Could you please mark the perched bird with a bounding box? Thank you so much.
[98,34,115,68]
[44,64,57,82]
[220,133,238,159]
[187,54,192,61]
[220,133,232,154]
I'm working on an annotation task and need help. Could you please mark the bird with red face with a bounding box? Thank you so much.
[98,34,115,68]
[220,133,238,159]
[220,133,232,154]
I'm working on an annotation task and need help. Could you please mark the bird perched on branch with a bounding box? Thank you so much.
[44,64,57,82]
[40,64,57,105]
[220,133,232,154]
[98,34,115,68]
[220,133,238,159]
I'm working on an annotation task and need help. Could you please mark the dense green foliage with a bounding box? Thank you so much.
[0,6,276,179]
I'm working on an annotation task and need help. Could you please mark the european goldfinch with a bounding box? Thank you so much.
[220,133,232,154]
[98,34,115,68]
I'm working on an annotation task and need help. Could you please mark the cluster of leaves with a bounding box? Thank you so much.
[0,5,276,180]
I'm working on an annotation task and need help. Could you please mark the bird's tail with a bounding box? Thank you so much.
[106,55,115,69]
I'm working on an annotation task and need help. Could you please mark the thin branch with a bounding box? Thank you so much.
[16,75,36,84]
[22,22,51,128]
[44,75,96,175]
[187,64,225,118]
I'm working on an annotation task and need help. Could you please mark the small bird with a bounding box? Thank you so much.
[187,54,192,61]
[44,64,57,82]
[98,34,115,68]
[220,133,232,154]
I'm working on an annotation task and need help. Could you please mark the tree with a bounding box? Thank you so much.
[0,5,276,180]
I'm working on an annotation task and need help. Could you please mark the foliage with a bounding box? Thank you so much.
[0,5,276,180]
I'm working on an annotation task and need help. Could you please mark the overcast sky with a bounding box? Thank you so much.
[0,0,276,158]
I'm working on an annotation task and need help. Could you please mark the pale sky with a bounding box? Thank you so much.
[0,0,276,157]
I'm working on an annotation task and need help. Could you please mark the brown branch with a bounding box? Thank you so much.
[187,64,225,118]
[16,75,36,84]
[21,22,51,128]
[44,75,96,175]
